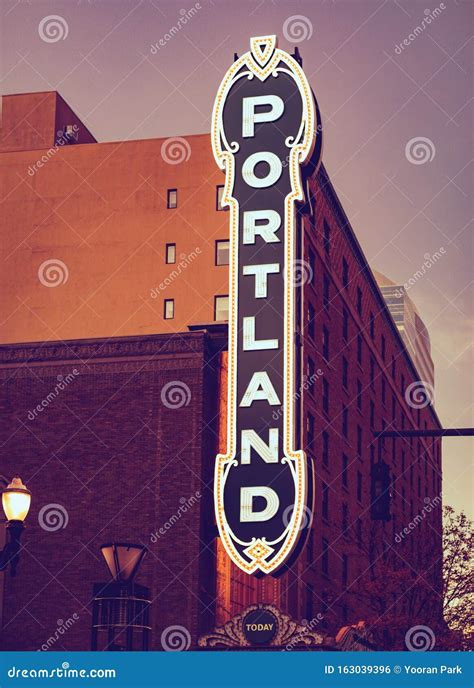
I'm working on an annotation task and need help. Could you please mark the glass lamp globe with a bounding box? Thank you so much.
[2,477,31,522]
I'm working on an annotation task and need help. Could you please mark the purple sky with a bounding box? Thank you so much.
[2,0,473,517]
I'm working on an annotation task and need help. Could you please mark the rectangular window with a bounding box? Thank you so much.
[322,538,329,575]
[381,334,386,361]
[357,471,362,502]
[357,380,362,411]
[357,334,362,365]
[323,273,330,310]
[322,483,329,521]
[357,425,362,457]
[215,240,229,266]
[214,295,229,321]
[370,312,375,339]
[382,377,386,405]
[216,185,226,210]
[323,378,329,415]
[342,503,348,535]
[401,374,405,397]
[308,302,315,339]
[342,356,348,389]
[322,325,329,360]
[165,243,176,264]
[308,358,315,394]
[392,395,396,422]
[322,431,329,467]
[342,554,348,586]
[356,287,362,316]
[342,405,348,438]
[164,299,174,319]
[370,400,375,429]
[342,308,349,342]
[391,355,396,379]
[342,454,348,488]
[167,188,177,209]
[309,249,315,283]
[307,413,314,453]
[323,219,331,254]
[370,357,375,389]
[342,257,349,288]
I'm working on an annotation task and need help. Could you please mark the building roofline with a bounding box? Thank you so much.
[316,163,442,429]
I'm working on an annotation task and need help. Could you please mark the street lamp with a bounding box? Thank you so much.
[100,543,147,583]
[0,476,31,576]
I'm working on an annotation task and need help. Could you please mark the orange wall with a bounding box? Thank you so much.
[1,128,229,343]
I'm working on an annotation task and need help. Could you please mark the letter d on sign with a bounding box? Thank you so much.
[240,487,279,522]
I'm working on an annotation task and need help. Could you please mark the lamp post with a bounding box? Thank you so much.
[0,476,32,576]
[91,543,150,651]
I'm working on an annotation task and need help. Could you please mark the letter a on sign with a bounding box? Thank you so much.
[212,36,322,575]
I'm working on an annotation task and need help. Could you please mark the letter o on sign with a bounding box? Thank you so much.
[242,152,282,188]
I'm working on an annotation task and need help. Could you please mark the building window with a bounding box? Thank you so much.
[402,451,406,473]
[357,471,362,502]
[342,503,348,535]
[370,400,375,429]
[370,357,375,389]
[382,377,386,405]
[214,295,229,321]
[323,273,330,310]
[308,302,315,339]
[357,425,362,457]
[342,554,348,587]
[322,483,329,521]
[307,413,315,454]
[167,188,177,209]
[401,374,405,397]
[357,379,362,411]
[356,518,362,547]
[342,308,349,342]
[322,325,329,360]
[322,431,329,467]
[322,538,329,575]
[216,185,226,210]
[309,248,315,283]
[356,287,362,316]
[342,257,349,288]
[369,312,375,339]
[322,378,329,415]
[164,299,174,319]
[342,454,348,488]
[308,358,315,394]
[342,405,348,438]
[392,395,396,422]
[323,219,331,255]
[357,334,362,365]
[165,243,176,264]
[391,355,396,379]
[381,334,386,361]
[215,240,229,266]
[342,356,348,389]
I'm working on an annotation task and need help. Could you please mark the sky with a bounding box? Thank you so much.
[2,0,473,517]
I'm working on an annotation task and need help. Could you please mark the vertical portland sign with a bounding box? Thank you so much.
[212,36,322,575]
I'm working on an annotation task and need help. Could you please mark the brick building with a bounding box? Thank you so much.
[0,92,442,650]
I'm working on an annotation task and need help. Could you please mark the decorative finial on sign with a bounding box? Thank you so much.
[233,52,239,62]
[292,46,303,67]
